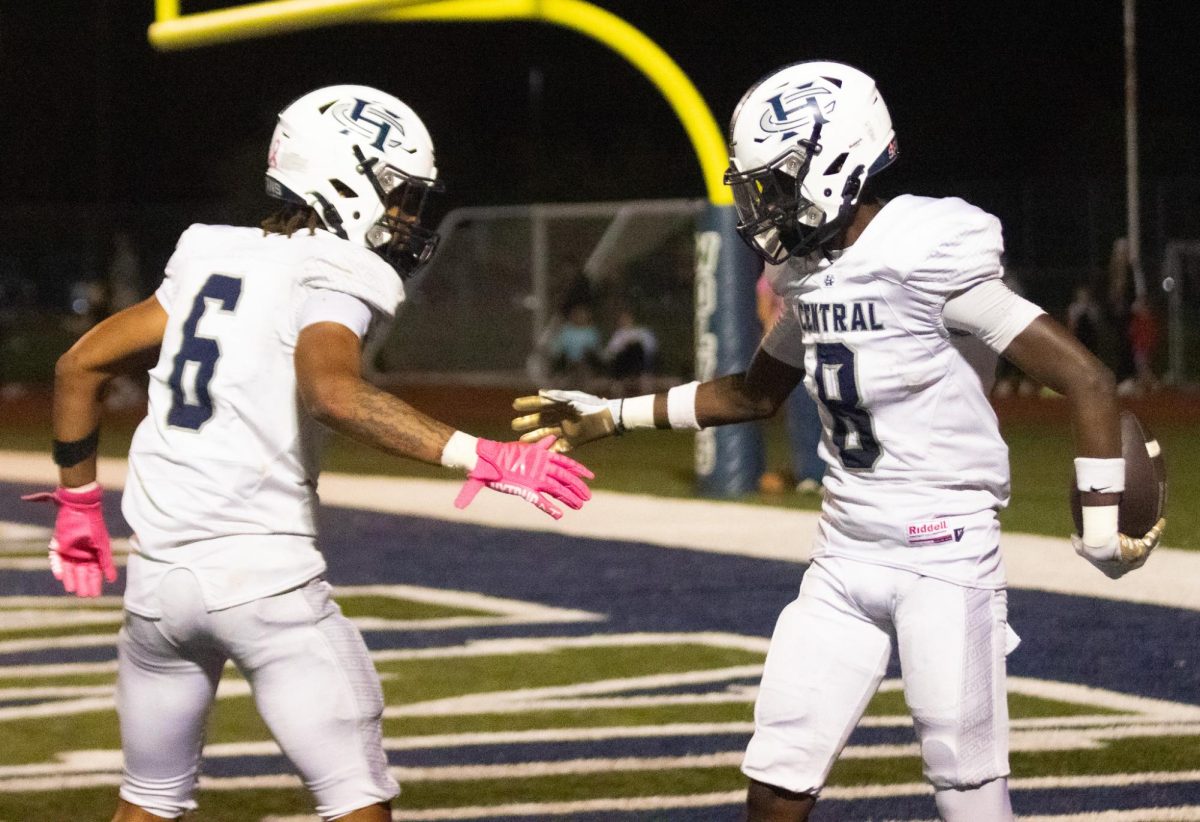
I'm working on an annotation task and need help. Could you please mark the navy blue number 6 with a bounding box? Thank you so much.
[167,274,243,430]
[814,341,882,470]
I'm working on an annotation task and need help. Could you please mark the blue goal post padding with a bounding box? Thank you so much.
[693,204,765,497]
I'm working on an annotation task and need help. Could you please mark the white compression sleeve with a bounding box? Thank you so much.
[299,289,374,339]
[942,279,1045,353]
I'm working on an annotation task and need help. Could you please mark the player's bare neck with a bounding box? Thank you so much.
[840,198,884,249]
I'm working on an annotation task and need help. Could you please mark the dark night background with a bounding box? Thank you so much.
[3,0,1200,316]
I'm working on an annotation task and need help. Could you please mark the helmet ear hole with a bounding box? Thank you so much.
[824,152,848,176]
[329,179,357,198]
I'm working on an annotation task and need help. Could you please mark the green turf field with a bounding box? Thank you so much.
[3,605,1195,821]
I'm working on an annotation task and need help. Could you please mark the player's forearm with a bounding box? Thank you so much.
[1002,316,1120,460]
[693,374,778,426]
[308,377,458,465]
[52,352,110,487]
[614,375,771,433]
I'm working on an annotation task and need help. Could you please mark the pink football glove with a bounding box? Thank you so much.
[455,436,594,519]
[21,485,117,597]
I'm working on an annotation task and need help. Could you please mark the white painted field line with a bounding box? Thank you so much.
[0,556,129,571]
[0,659,120,679]
[0,522,51,541]
[16,711,1200,784]
[0,684,112,701]
[0,631,121,655]
[386,664,764,718]
[4,451,1197,611]
[1007,676,1200,720]
[0,631,766,682]
[370,631,770,662]
[200,722,759,760]
[1018,808,1200,822]
[0,585,605,654]
[0,609,123,631]
[260,771,1200,821]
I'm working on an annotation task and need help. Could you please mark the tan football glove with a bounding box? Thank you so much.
[1072,517,1165,579]
[512,389,620,453]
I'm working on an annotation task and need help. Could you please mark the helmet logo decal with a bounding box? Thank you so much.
[755,77,842,144]
[331,99,417,154]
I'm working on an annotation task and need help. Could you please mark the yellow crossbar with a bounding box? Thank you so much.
[148,0,732,204]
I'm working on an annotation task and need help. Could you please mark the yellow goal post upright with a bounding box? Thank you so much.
[149,0,764,497]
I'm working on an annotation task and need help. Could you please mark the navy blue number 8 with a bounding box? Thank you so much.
[167,274,243,430]
[814,341,882,470]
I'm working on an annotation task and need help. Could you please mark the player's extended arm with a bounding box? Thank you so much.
[1002,314,1164,576]
[22,295,168,596]
[295,322,593,519]
[52,296,168,487]
[512,347,803,451]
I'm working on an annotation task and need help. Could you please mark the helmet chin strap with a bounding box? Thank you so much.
[308,191,348,240]
[813,164,867,258]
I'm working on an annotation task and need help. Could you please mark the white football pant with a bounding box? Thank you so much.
[742,555,1012,800]
[117,569,397,819]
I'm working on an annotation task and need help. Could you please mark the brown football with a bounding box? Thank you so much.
[1070,411,1167,536]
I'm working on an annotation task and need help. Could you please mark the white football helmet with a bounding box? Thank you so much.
[725,61,898,262]
[265,84,443,278]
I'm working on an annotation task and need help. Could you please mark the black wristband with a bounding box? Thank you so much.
[615,399,626,435]
[53,428,100,468]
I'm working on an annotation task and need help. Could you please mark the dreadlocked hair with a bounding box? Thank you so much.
[261,204,323,238]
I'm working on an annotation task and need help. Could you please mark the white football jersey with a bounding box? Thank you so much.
[762,195,1040,588]
[121,224,404,616]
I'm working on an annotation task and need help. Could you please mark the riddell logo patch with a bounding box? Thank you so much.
[906,519,966,546]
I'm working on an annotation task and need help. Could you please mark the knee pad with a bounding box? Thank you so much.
[915,713,1008,789]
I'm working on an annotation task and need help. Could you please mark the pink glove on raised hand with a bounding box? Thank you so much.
[454,436,594,519]
[21,485,116,597]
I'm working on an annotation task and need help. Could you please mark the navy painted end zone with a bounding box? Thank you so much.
[1,480,1199,705]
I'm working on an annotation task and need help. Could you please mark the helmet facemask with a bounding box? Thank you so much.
[354,146,444,279]
[726,146,829,263]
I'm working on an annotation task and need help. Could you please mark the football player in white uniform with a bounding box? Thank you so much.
[511,62,1164,821]
[24,85,594,822]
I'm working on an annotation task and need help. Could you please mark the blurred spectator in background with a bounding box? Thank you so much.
[1107,237,1137,390]
[603,307,658,396]
[64,280,109,338]
[102,231,150,411]
[107,231,143,313]
[1126,295,1161,395]
[548,303,602,385]
[1066,285,1103,355]
[757,267,823,496]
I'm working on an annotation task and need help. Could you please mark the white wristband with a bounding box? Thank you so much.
[440,431,479,472]
[66,482,100,493]
[1074,457,1125,494]
[667,381,701,431]
[1081,504,1119,547]
[614,395,656,431]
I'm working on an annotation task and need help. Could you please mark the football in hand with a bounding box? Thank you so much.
[1070,411,1167,536]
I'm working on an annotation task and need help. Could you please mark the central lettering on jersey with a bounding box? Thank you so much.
[799,301,885,334]
[906,519,966,546]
